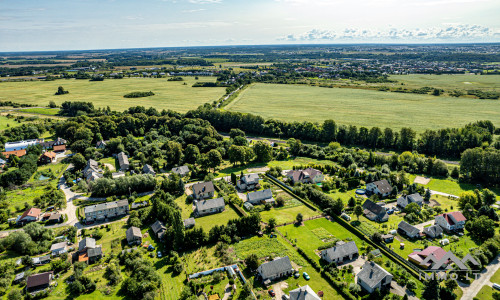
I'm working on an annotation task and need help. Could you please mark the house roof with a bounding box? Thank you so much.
[14,272,25,281]
[247,189,273,203]
[171,165,189,175]
[381,234,394,240]
[362,200,386,216]
[79,237,96,251]
[398,193,424,206]
[257,256,294,279]
[26,272,53,289]
[2,149,27,158]
[192,181,215,196]
[408,246,446,266]
[286,168,322,182]
[151,220,166,235]
[126,226,142,241]
[88,246,102,258]
[183,218,196,227]
[50,242,67,251]
[83,199,129,214]
[53,144,66,151]
[142,164,155,174]
[321,241,358,261]
[423,225,443,237]
[398,221,420,236]
[48,213,62,221]
[357,261,392,289]
[437,211,467,226]
[289,285,321,300]
[20,207,42,220]
[369,179,393,194]
[117,152,129,168]
[96,140,107,147]
[241,173,260,184]
[41,151,56,159]
[195,197,225,212]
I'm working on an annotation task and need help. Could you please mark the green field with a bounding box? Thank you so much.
[0,77,226,112]
[390,74,500,91]
[226,83,500,132]
[0,115,24,131]
[19,107,60,115]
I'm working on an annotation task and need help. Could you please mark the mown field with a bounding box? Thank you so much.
[0,77,226,112]
[389,74,500,91]
[226,83,500,132]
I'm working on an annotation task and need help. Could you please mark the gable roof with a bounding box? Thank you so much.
[41,151,56,160]
[183,218,196,227]
[117,152,129,168]
[408,246,446,266]
[50,242,67,251]
[142,164,155,174]
[20,207,42,220]
[192,181,215,196]
[247,189,273,203]
[79,237,96,251]
[48,213,62,221]
[2,149,27,158]
[357,261,392,289]
[126,226,142,241]
[53,144,66,151]
[437,211,467,226]
[26,272,53,289]
[172,165,189,175]
[289,285,321,300]
[257,256,293,279]
[368,179,393,194]
[321,241,358,261]
[241,173,260,184]
[151,220,166,235]
[398,193,424,206]
[83,199,128,214]
[195,197,225,212]
[88,246,102,258]
[423,225,443,237]
[398,221,420,236]
[362,200,386,216]
[286,168,322,182]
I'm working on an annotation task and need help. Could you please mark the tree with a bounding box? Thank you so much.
[405,202,421,215]
[444,279,458,291]
[245,254,259,271]
[422,279,439,300]
[296,213,303,224]
[276,196,285,207]
[207,149,222,172]
[465,215,495,241]
[48,101,57,108]
[184,144,200,164]
[253,141,273,162]
[7,289,22,300]
[371,232,382,244]
[72,153,87,171]
[406,280,417,291]
[331,197,344,215]
[354,205,363,220]
[233,136,248,146]
[55,86,69,95]
[348,197,356,208]
[267,218,277,232]
[458,191,480,210]
[482,189,497,206]
[424,188,431,202]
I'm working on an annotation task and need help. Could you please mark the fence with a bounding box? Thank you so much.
[264,174,319,211]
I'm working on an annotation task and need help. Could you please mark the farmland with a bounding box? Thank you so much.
[0,77,226,112]
[226,83,500,132]
[389,74,500,91]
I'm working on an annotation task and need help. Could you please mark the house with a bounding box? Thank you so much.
[32,255,51,266]
[247,189,275,205]
[0,158,6,167]
[192,181,215,200]
[39,151,56,164]
[237,173,260,191]
[50,241,67,256]
[435,211,467,232]
[362,200,389,222]
[321,241,359,264]
[381,234,394,243]
[286,168,324,185]
[126,226,142,245]
[79,237,96,252]
[117,152,129,171]
[423,225,443,239]
[96,140,107,149]
[13,272,25,284]
[257,256,294,283]
[357,261,392,293]
[183,218,195,229]
[171,165,190,177]
[366,180,393,197]
[40,137,66,150]
[397,193,424,209]
[17,207,42,225]
[194,197,225,217]
[2,149,27,158]
[53,144,66,152]
[47,213,62,224]
[398,221,420,239]
[151,220,166,240]
[289,285,321,300]
[142,164,155,176]
[131,201,148,210]
[4,139,41,152]
[26,271,53,293]
[408,246,447,268]
[83,159,103,182]
[88,246,103,264]
[243,202,254,211]
[84,199,129,221]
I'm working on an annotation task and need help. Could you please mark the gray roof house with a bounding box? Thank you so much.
[398,221,420,239]
[321,241,359,264]
[247,189,275,205]
[195,197,225,217]
[142,164,155,176]
[50,241,67,256]
[257,256,294,282]
[83,159,102,182]
[191,181,215,200]
[366,180,393,197]
[183,218,196,228]
[172,166,190,177]
[357,261,393,293]
[151,220,166,240]
[237,173,260,191]
[117,152,129,171]
[126,227,142,245]
[88,246,103,264]
[84,199,129,221]
[79,237,96,252]
[397,193,424,209]
[289,285,321,300]
[423,225,443,239]
[362,200,389,222]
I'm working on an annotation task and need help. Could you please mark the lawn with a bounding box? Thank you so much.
[0,115,26,131]
[475,285,496,300]
[389,74,500,91]
[410,174,500,199]
[19,107,60,115]
[225,83,500,132]
[0,77,226,112]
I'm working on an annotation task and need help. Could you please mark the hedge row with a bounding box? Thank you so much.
[264,175,318,211]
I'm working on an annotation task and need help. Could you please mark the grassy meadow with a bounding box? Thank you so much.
[226,83,500,132]
[0,77,226,112]
[389,74,500,91]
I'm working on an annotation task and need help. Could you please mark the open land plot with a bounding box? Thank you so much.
[389,74,500,91]
[475,285,496,300]
[225,83,500,132]
[409,174,500,199]
[0,115,28,131]
[0,77,226,112]
[491,268,500,285]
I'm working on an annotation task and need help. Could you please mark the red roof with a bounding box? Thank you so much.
[41,151,56,159]
[53,144,66,151]
[2,149,27,158]
[408,246,446,266]
[20,207,42,220]
[437,211,466,225]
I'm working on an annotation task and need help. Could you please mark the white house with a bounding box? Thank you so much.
[289,285,321,300]
[321,241,359,264]
[84,199,129,221]
[117,152,129,171]
[286,168,324,185]
[257,256,294,283]
[397,193,424,209]
[17,207,42,225]
[366,180,393,197]
[237,174,260,191]
[194,197,225,217]
[435,211,467,232]
[171,166,190,177]
[247,189,274,205]
[4,139,42,152]
[357,261,393,293]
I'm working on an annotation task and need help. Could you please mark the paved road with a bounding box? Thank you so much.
[430,190,459,199]
[460,255,500,299]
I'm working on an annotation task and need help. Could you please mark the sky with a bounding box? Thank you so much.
[0,0,499,51]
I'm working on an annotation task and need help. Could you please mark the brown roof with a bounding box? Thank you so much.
[53,144,66,151]
[20,207,42,219]
[2,149,27,158]
[48,213,62,220]
[26,271,53,289]
[41,151,56,159]
[78,252,89,262]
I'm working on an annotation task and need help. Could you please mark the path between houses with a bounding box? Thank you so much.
[430,190,459,198]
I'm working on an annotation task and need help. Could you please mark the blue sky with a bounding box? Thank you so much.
[0,0,499,51]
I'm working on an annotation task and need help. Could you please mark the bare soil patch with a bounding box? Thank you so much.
[414,176,431,185]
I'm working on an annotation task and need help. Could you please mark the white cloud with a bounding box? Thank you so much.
[188,0,222,3]
[182,8,207,13]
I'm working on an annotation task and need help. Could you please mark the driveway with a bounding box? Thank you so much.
[271,281,288,300]
[430,190,458,199]
[461,255,500,299]
[390,281,419,300]
[414,220,435,232]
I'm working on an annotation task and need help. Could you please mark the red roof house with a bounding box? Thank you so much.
[408,246,446,268]
[18,207,42,224]
[435,211,467,232]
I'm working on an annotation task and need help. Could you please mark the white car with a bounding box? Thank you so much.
[157,251,162,258]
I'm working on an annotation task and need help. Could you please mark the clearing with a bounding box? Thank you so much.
[389,74,500,91]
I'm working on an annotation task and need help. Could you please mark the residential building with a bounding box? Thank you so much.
[398,221,420,239]
[83,159,103,182]
[53,144,66,152]
[88,246,103,264]
[423,225,443,239]
[171,165,190,177]
[17,207,42,225]
[4,139,42,152]
[47,213,62,224]
[84,199,129,221]
[192,181,215,200]
[2,149,27,158]
[381,234,394,243]
[13,272,25,284]
[32,255,51,266]
[194,197,225,217]
[435,211,467,232]
[183,218,195,229]
[237,173,260,191]
[397,193,424,209]
[26,271,53,293]
[408,246,446,268]
[39,151,56,164]
[151,220,166,240]
[357,261,393,293]
[289,285,321,300]
[117,152,129,171]
[96,140,107,149]
[126,226,142,245]
[366,180,393,197]
[321,241,359,264]
[142,164,155,176]
[247,189,275,205]
[257,256,294,283]
[112,171,125,179]
[362,200,389,222]
[50,241,67,256]
[40,137,66,150]
[79,237,96,252]
[286,168,324,185]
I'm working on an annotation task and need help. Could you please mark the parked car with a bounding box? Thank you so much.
[294,271,300,279]
[303,272,310,280]
[268,289,275,297]
[148,245,155,251]
[157,251,162,258]
[282,295,290,300]
[494,283,500,291]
